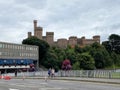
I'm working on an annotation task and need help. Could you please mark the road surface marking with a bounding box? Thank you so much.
[40,88,68,90]
[9,88,19,90]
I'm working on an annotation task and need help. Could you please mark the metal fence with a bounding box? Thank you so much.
[3,69,120,79]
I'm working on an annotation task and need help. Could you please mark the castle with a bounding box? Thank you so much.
[27,20,100,48]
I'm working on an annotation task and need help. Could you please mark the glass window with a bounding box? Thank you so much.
[8,44,9,48]
[0,44,2,48]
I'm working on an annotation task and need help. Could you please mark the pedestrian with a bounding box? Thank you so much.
[48,68,51,77]
[51,68,55,78]
[15,70,17,77]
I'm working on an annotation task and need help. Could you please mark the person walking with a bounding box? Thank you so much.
[48,68,51,77]
[15,70,17,77]
[51,68,55,78]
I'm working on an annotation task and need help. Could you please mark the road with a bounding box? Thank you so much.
[0,79,120,90]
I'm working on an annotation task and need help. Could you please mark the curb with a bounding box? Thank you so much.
[12,77,120,85]
[54,78,120,85]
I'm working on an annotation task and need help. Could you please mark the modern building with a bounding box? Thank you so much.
[0,41,39,73]
[28,20,100,48]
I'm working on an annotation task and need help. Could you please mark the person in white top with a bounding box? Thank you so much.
[51,68,55,78]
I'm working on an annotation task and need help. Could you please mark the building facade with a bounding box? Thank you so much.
[0,41,39,73]
[28,20,100,48]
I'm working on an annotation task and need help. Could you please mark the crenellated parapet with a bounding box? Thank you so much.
[68,36,77,48]
[57,38,68,48]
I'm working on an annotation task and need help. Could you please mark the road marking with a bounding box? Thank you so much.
[40,88,68,90]
[9,88,19,90]
[8,83,47,88]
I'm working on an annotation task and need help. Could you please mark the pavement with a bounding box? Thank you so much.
[12,76,120,85]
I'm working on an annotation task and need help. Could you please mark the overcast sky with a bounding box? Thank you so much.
[0,0,120,44]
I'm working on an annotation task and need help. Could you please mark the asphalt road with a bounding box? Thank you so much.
[0,79,120,90]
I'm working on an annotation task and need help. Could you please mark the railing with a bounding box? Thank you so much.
[3,70,120,79]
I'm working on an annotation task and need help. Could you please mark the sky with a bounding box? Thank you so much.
[0,0,120,44]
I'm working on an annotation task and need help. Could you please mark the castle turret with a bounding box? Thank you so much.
[93,35,100,43]
[57,38,68,48]
[34,20,37,32]
[68,36,77,47]
[81,36,86,45]
[46,32,54,45]
[33,20,43,40]
[28,32,32,38]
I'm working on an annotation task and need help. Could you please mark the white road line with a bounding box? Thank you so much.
[40,88,68,90]
[9,83,47,88]
[9,88,19,90]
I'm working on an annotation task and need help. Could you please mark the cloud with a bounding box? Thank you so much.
[0,0,120,44]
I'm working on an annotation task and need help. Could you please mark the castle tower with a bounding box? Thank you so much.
[46,32,54,45]
[57,39,68,48]
[93,35,100,43]
[81,36,86,46]
[68,36,77,47]
[34,20,37,32]
[28,32,32,38]
[33,20,43,39]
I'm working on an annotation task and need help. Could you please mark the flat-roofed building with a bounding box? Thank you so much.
[0,41,39,73]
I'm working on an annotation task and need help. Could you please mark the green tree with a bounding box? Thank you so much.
[51,47,66,69]
[22,36,50,67]
[111,52,120,67]
[102,41,111,53]
[72,61,80,70]
[74,45,83,53]
[109,34,120,53]
[65,45,80,65]
[76,53,95,70]
[109,34,120,41]
[43,50,59,72]
[92,51,105,69]
[90,42,112,69]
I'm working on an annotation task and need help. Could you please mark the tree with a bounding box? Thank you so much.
[90,42,112,68]
[111,52,120,67]
[109,34,120,41]
[79,53,95,70]
[105,34,120,54]
[51,47,66,69]
[93,51,105,69]
[22,36,50,67]
[74,45,83,53]
[72,61,80,70]
[43,51,59,72]
[102,41,111,53]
